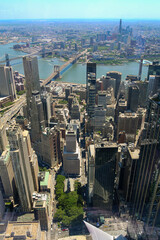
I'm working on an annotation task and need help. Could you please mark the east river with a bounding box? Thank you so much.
[0,43,148,83]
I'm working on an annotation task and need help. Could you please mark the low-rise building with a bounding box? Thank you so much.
[4,221,42,240]
[39,172,51,193]
[33,192,50,231]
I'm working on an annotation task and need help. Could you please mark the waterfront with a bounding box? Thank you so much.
[0,43,148,83]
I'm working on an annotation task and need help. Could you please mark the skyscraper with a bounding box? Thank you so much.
[106,71,122,99]
[130,93,160,226]
[0,65,17,100]
[63,129,81,175]
[0,124,16,200]
[147,75,160,97]
[147,61,160,80]
[127,85,140,112]
[0,191,5,221]
[7,125,36,211]
[23,56,41,115]
[0,124,8,154]
[88,142,118,210]
[86,62,96,86]
[41,127,60,168]
[119,19,122,34]
[86,63,97,118]
[41,91,51,126]
[30,91,45,142]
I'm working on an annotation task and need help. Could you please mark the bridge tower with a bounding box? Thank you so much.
[54,65,60,79]
[5,54,10,66]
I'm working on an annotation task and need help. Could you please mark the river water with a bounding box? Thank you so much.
[0,43,148,83]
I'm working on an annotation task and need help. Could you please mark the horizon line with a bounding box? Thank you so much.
[0,18,160,21]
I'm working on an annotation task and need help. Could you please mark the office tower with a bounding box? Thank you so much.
[75,43,78,51]
[30,91,45,142]
[90,37,94,46]
[22,128,39,192]
[0,191,5,220]
[127,85,140,112]
[93,44,98,52]
[0,124,8,154]
[4,221,42,240]
[86,63,96,118]
[119,19,122,34]
[96,34,106,42]
[71,97,80,120]
[63,129,81,175]
[135,80,148,107]
[70,119,80,142]
[96,79,103,92]
[138,57,143,80]
[93,105,106,130]
[117,97,127,113]
[98,91,107,109]
[147,61,160,80]
[5,53,10,66]
[33,193,49,230]
[0,66,17,100]
[117,112,138,142]
[88,142,118,210]
[101,75,116,96]
[7,125,35,211]
[120,146,140,202]
[65,87,71,101]
[0,124,16,199]
[147,75,160,97]
[30,152,39,192]
[41,91,51,126]
[130,93,160,226]
[68,93,76,113]
[41,127,59,168]
[87,82,96,118]
[86,62,96,86]
[88,145,95,205]
[106,71,122,99]
[0,148,16,199]
[23,56,41,115]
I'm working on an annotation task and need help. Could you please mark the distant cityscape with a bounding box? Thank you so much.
[0,19,160,240]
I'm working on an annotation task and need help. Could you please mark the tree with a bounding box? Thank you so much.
[62,216,71,227]
[54,209,65,222]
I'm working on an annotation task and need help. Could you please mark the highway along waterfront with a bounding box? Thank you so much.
[0,43,149,84]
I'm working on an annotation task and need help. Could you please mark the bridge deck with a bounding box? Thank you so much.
[41,50,87,86]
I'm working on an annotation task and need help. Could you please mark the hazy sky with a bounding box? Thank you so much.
[0,0,160,20]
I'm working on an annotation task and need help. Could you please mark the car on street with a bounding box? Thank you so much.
[62,228,69,231]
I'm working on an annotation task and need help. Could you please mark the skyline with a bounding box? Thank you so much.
[0,0,160,20]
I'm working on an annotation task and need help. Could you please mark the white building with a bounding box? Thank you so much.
[63,130,81,176]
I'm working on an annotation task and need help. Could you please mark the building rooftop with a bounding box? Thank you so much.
[59,236,87,240]
[89,144,95,158]
[95,142,117,149]
[17,213,35,222]
[128,148,140,159]
[0,149,10,163]
[40,172,49,187]
[4,221,41,240]
[119,112,137,118]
